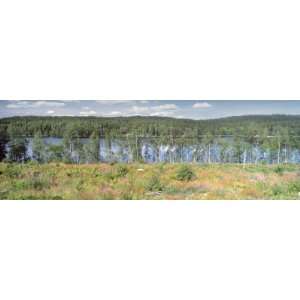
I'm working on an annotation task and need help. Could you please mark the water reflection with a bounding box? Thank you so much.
[11,137,300,164]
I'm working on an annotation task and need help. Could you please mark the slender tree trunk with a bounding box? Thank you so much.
[255,144,258,164]
[277,140,281,164]
[285,145,288,163]
[181,146,183,163]
[243,150,247,168]
[135,135,138,161]
[208,144,211,164]
[126,134,132,162]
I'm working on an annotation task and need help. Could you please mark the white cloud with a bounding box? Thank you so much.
[33,101,65,107]
[110,111,122,116]
[6,103,20,108]
[96,100,151,106]
[96,100,133,104]
[153,104,178,111]
[150,111,176,117]
[131,106,151,114]
[6,101,30,108]
[192,102,211,109]
[6,101,65,109]
[79,110,97,116]
[101,111,123,116]
[128,103,178,116]
[4,100,182,118]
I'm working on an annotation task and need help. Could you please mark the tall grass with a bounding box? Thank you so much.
[1,162,300,200]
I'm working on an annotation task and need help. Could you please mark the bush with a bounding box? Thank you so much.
[75,179,84,191]
[271,185,285,197]
[116,165,128,178]
[176,165,196,181]
[13,180,27,190]
[287,181,300,194]
[28,177,50,190]
[146,175,164,192]
[4,164,21,178]
[274,165,284,175]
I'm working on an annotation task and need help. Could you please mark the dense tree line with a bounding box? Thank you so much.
[0,115,300,137]
[1,115,300,138]
[1,115,300,164]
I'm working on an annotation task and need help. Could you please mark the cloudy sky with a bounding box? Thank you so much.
[0,100,300,119]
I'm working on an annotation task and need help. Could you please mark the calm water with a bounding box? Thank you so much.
[13,137,300,164]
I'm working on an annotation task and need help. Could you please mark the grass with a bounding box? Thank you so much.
[0,162,300,200]
[175,165,196,181]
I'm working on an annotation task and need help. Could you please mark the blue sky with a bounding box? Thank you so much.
[0,100,299,119]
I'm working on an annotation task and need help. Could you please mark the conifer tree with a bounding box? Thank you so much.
[32,132,46,163]
[7,124,28,162]
[84,131,100,163]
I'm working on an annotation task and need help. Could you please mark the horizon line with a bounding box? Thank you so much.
[1,113,300,122]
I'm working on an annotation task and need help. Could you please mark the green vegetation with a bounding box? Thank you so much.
[1,162,300,200]
[176,165,196,181]
[116,165,129,177]
[1,115,300,200]
[2,115,300,164]
[146,174,164,192]
[2,115,300,139]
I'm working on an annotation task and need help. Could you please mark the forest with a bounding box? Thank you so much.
[1,114,300,164]
[2,114,300,137]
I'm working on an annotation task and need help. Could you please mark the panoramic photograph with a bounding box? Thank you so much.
[1,100,300,200]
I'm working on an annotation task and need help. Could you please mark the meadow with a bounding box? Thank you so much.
[1,162,300,200]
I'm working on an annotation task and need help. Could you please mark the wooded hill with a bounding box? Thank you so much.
[1,115,300,164]
[1,114,300,138]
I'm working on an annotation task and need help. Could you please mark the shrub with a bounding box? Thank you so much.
[274,165,284,175]
[116,165,128,178]
[271,185,285,197]
[146,175,164,192]
[287,181,300,194]
[102,165,129,181]
[5,164,20,178]
[13,180,27,190]
[29,177,50,190]
[176,165,196,181]
[75,179,84,191]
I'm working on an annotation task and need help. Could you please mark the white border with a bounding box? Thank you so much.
[1,0,300,299]
[1,200,300,300]
[1,0,300,100]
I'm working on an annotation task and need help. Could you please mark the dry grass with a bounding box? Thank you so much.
[0,162,300,200]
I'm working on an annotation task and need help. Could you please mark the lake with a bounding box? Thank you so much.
[8,136,299,164]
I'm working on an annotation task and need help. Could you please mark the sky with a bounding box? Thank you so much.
[0,100,300,120]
